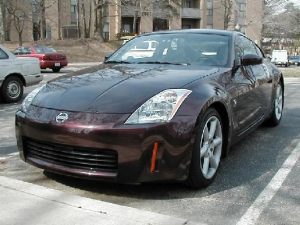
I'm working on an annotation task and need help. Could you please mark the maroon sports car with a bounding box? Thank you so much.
[16,30,284,188]
[14,45,68,73]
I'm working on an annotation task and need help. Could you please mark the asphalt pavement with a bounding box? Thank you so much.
[0,65,299,225]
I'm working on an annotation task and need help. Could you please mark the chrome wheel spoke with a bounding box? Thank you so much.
[213,137,222,147]
[210,156,218,169]
[209,119,217,138]
[202,157,209,176]
[203,126,209,141]
[275,84,283,120]
[200,145,208,157]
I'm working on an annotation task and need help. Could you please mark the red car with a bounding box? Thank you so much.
[14,45,68,73]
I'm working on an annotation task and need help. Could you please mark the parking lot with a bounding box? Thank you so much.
[0,65,299,225]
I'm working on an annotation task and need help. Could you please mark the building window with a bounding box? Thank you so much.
[71,0,77,25]
[183,0,192,8]
[207,0,213,9]
[207,9,213,16]
[206,0,213,27]
[239,11,246,18]
[239,3,246,12]
[71,5,76,13]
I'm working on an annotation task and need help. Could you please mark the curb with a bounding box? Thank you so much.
[0,176,203,225]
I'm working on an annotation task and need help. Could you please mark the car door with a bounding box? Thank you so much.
[229,35,264,135]
[249,43,273,116]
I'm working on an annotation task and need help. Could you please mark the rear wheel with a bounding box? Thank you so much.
[266,82,283,126]
[186,108,223,188]
[52,67,61,73]
[0,76,23,103]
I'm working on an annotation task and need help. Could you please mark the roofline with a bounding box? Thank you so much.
[139,29,244,37]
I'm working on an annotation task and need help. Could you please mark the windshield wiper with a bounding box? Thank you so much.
[105,60,131,64]
[137,61,190,66]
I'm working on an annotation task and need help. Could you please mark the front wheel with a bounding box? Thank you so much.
[265,82,284,126]
[1,76,24,103]
[186,108,223,188]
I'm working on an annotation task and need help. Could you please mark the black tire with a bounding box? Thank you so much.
[186,108,224,188]
[0,76,23,103]
[265,81,284,127]
[52,67,61,73]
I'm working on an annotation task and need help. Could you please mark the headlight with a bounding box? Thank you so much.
[125,89,192,124]
[21,85,45,113]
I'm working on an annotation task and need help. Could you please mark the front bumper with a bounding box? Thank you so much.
[15,106,196,184]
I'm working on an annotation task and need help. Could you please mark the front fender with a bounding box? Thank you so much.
[178,77,234,156]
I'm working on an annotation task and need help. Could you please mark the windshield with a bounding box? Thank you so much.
[34,46,56,54]
[107,33,230,67]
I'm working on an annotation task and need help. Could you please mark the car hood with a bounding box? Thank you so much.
[32,64,219,113]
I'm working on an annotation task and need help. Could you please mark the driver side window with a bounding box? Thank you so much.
[0,49,8,60]
[235,36,258,59]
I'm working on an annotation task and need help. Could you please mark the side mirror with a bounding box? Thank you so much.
[104,53,113,61]
[241,54,263,66]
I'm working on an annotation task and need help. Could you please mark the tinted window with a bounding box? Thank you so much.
[34,46,56,54]
[254,45,264,58]
[14,47,31,55]
[108,33,230,67]
[0,49,8,59]
[23,47,32,54]
[235,36,258,58]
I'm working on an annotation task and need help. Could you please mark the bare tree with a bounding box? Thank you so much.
[57,0,62,39]
[0,0,12,41]
[0,0,4,41]
[32,0,46,40]
[77,0,81,38]
[263,1,300,51]
[120,0,181,34]
[93,0,103,38]
[6,0,31,46]
[81,0,93,38]
[220,0,234,30]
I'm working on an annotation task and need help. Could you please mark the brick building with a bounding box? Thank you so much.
[6,0,264,44]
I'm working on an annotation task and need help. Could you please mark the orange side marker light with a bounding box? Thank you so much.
[150,142,159,173]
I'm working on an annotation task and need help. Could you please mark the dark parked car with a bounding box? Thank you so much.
[16,29,284,188]
[288,55,300,66]
[14,45,68,73]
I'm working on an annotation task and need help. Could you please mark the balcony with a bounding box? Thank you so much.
[181,8,201,19]
[121,5,139,17]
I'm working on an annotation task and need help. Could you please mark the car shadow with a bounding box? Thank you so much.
[41,69,74,74]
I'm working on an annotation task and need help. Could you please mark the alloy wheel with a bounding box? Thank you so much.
[275,84,283,120]
[199,116,223,179]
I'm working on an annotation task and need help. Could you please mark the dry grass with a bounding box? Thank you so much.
[1,39,122,63]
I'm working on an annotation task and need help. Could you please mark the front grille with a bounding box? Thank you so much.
[24,138,118,173]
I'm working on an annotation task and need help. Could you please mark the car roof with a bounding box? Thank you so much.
[140,29,243,37]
